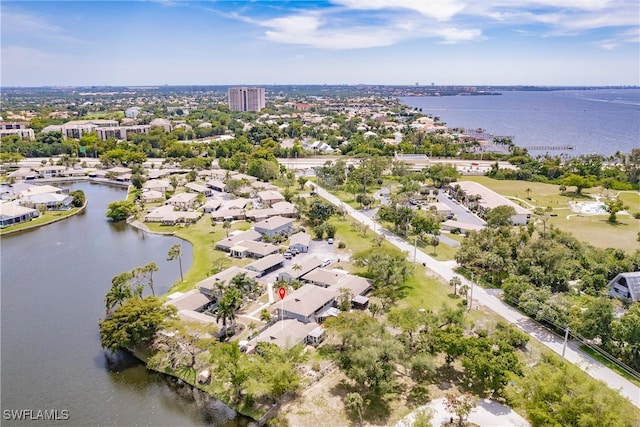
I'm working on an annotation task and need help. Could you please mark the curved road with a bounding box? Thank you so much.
[315,185,640,408]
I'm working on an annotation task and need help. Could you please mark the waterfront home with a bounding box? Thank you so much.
[250,319,323,352]
[288,232,311,253]
[196,266,259,297]
[0,202,40,226]
[206,179,226,192]
[214,230,262,252]
[144,204,202,225]
[165,192,198,210]
[253,215,294,237]
[17,184,66,199]
[20,192,74,210]
[36,165,67,178]
[144,179,172,193]
[165,289,214,312]
[277,255,323,282]
[245,254,285,277]
[8,168,37,181]
[141,190,165,203]
[276,284,335,324]
[608,272,640,303]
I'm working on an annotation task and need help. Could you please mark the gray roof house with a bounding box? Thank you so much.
[144,204,202,225]
[608,272,640,302]
[253,215,294,237]
[258,190,285,207]
[229,240,280,259]
[251,319,322,351]
[289,232,311,253]
[0,203,40,226]
[276,284,336,324]
[165,192,198,210]
[277,255,323,283]
[245,254,285,277]
[185,182,213,197]
[215,230,262,251]
[202,199,222,213]
[144,179,171,193]
[196,266,260,297]
[164,289,214,312]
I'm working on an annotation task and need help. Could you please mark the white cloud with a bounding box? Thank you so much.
[433,27,483,43]
[331,0,466,21]
[1,9,85,44]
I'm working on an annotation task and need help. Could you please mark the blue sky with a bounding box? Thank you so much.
[1,0,639,86]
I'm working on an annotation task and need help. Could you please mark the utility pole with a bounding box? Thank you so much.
[413,236,417,263]
[562,328,570,359]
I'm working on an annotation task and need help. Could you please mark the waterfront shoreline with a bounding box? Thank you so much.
[0,200,87,236]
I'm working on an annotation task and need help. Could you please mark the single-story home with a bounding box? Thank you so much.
[453,181,530,225]
[424,202,453,216]
[441,219,484,234]
[608,271,640,302]
[196,266,260,297]
[185,182,213,197]
[229,240,280,259]
[141,190,165,203]
[144,179,172,193]
[245,254,285,277]
[36,165,67,178]
[8,168,37,181]
[20,192,74,210]
[144,204,202,225]
[251,319,323,351]
[253,215,294,237]
[165,192,198,210]
[202,199,222,213]
[289,232,311,253]
[277,284,336,324]
[302,268,349,288]
[18,184,65,198]
[206,179,227,192]
[277,255,323,283]
[0,202,40,226]
[258,190,285,207]
[214,230,262,252]
[164,289,214,312]
[211,208,247,222]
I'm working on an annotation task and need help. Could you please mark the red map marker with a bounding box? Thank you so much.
[278,287,286,300]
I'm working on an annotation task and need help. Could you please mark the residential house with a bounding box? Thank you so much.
[258,190,285,207]
[245,254,285,277]
[185,182,213,198]
[20,192,74,210]
[0,203,40,226]
[165,192,198,210]
[206,179,227,192]
[211,208,247,222]
[277,255,323,282]
[144,204,202,225]
[608,272,640,303]
[289,232,311,253]
[276,284,336,324]
[251,319,323,351]
[141,190,165,203]
[164,289,214,312]
[36,166,67,178]
[229,240,280,259]
[144,179,172,193]
[202,199,222,213]
[253,215,293,237]
[196,266,259,297]
[8,168,37,181]
[18,184,65,199]
[214,230,262,252]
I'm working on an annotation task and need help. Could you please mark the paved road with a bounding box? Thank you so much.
[315,185,640,408]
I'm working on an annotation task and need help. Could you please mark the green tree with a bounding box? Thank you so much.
[222,219,232,237]
[486,205,516,228]
[577,298,614,345]
[167,244,184,282]
[99,296,175,352]
[212,342,252,402]
[106,200,137,221]
[213,287,242,336]
[444,393,478,427]
[307,198,335,226]
[430,235,440,255]
[69,190,86,208]
[604,198,628,223]
[561,174,595,195]
[344,392,364,426]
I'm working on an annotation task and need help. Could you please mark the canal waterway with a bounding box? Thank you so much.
[0,182,241,426]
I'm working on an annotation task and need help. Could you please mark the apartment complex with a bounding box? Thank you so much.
[228,87,265,112]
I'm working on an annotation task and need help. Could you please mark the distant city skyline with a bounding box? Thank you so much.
[1,1,639,87]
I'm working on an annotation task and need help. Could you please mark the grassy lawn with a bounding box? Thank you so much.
[0,207,82,235]
[398,267,457,311]
[579,345,640,388]
[461,176,640,252]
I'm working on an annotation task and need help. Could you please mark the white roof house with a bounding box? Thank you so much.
[276,284,336,324]
[18,185,64,198]
[289,232,311,253]
[144,204,202,224]
[252,319,321,350]
[165,192,198,210]
[277,255,323,282]
[0,203,40,226]
[258,190,285,207]
[214,230,262,251]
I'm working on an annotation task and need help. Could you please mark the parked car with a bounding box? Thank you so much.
[327,238,334,244]
[283,252,293,260]
[290,247,300,255]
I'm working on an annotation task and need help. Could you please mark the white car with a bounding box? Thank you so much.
[327,238,334,244]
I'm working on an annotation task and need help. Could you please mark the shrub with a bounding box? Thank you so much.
[338,241,346,249]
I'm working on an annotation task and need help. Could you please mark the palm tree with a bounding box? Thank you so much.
[167,244,184,282]
[223,220,232,237]
[449,276,461,295]
[214,288,241,336]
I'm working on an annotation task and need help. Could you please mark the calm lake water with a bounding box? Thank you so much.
[0,182,244,426]
[401,89,640,157]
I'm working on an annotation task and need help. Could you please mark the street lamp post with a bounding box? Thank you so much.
[468,272,474,311]
[413,236,417,263]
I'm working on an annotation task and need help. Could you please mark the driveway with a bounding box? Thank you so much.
[314,184,640,408]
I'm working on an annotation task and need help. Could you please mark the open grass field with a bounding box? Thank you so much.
[461,176,640,252]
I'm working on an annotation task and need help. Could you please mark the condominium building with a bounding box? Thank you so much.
[228,87,265,112]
